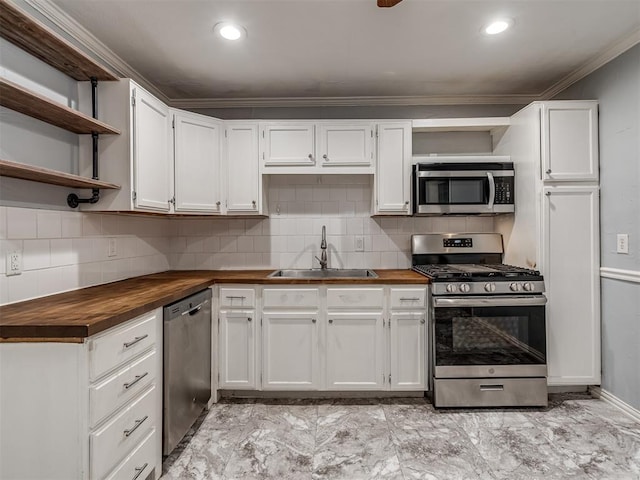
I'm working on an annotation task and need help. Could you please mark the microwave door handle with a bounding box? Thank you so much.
[487,172,496,209]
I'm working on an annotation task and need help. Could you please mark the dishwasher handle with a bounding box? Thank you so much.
[181,299,209,316]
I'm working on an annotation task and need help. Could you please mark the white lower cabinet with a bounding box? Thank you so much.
[217,284,428,393]
[0,309,163,480]
[262,312,320,390]
[219,309,258,389]
[326,312,385,390]
[389,312,427,390]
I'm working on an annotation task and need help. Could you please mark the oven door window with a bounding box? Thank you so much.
[434,305,546,366]
[420,177,489,205]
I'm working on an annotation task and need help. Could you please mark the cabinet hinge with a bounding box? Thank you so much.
[383,373,385,384]
[131,95,136,107]
[262,130,265,138]
[132,191,137,201]
[225,129,227,138]
[262,152,265,160]
[389,374,391,384]
[260,318,263,325]
[383,319,385,327]
[217,372,220,382]
[172,118,175,129]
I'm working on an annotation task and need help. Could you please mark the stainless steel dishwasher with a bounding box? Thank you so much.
[163,288,212,455]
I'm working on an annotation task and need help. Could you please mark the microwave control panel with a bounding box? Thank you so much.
[494,178,513,204]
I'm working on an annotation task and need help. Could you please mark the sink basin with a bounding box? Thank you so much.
[268,269,378,279]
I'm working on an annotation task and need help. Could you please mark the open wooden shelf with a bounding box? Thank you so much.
[0,159,120,190]
[0,77,120,135]
[0,0,118,81]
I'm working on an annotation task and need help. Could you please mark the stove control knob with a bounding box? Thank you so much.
[510,283,522,292]
[484,283,496,292]
[523,282,534,292]
[459,283,471,293]
[446,284,458,293]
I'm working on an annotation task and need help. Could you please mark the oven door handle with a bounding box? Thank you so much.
[433,296,547,308]
[487,172,496,209]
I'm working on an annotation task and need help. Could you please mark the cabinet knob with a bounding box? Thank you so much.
[546,169,552,174]
[420,318,426,324]
[247,317,252,322]
[308,154,313,160]
[404,201,409,208]
[323,154,328,161]
[328,319,333,324]
[252,200,256,207]
[312,318,316,323]
[545,191,551,196]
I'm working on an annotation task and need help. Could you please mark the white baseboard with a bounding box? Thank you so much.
[590,386,640,423]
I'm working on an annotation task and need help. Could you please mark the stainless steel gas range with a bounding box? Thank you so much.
[412,233,548,408]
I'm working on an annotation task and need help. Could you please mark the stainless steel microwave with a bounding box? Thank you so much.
[412,162,515,215]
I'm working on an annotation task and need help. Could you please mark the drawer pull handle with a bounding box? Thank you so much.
[123,334,148,349]
[124,415,148,437]
[480,384,504,392]
[123,372,148,390]
[132,462,148,480]
[399,297,420,301]
[225,296,246,300]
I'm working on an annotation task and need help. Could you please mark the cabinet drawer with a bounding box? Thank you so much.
[104,428,156,480]
[90,349,157,428]
[390,288,426,309]
[89,311,158,381]
[327,288,384,309]
[263,288,319,308]
[91,385,156,480]
[219,288,256,308]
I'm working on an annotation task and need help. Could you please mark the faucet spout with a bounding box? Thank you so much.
[316,225,328,269]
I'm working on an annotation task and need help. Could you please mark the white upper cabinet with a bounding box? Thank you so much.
[318,123,374,170]
[541,101,599,182]
[260,121,377,174]
[374,122,412,215]
[172,109,222,213]
[131,86,171,212]
[225,122,262,214]
[260,123,316,169]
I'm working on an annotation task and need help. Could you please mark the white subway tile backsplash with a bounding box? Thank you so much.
[37,211,62,238]
[61,212,82,237]
[82,214,102,236]
[23,239,50,270]
[7,207,37,239]
[237,236,254,253]
[50,238,75,267]
[0,207,6,240]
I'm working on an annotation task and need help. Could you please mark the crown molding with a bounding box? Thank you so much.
[170,94,536,109]
[540,28,640,100]
[21,1,640,109]
[22,0,171,104]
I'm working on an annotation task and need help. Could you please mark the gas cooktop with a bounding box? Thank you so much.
[412,263,542,283]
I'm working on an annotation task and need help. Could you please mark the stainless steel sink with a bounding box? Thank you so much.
[267,269,378,279]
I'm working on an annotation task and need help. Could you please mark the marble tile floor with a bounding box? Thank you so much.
[160,393,640,480]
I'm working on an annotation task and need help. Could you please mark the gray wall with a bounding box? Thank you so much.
[555,44,640,408]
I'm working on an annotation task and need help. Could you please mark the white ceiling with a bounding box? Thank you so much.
[51,0,640,105]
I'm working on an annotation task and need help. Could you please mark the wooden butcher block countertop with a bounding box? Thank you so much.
[0,269,428,341]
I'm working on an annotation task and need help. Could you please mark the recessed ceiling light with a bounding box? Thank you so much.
[213,22,246,41]
[483,18,513,35]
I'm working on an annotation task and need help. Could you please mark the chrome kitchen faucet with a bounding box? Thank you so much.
[315,225,328,269]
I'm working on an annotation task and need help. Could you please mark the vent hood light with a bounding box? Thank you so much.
[214,22,246,41]
[484,19,513,35]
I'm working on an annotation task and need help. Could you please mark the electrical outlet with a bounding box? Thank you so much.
[108,238,117,257]
[355,236,365,252]
[6,251,22,276]
[616,234,629,254]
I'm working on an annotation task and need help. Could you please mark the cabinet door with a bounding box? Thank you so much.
[389,312,426,390]
[132,86,171,211]
[326,312,384,390]
[173,110,222,213]
[542,186,600,385]
[262,312,319,390]
[375,122,412,214]
[261,123,315,168]
[318,123,373,168]
[226,123,260,213]
[219,310,257,389]
[541,102,598,182]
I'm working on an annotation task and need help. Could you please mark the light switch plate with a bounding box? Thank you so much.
[355,236,365,252]
[108,238,117,257]
[616,234,629,254]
